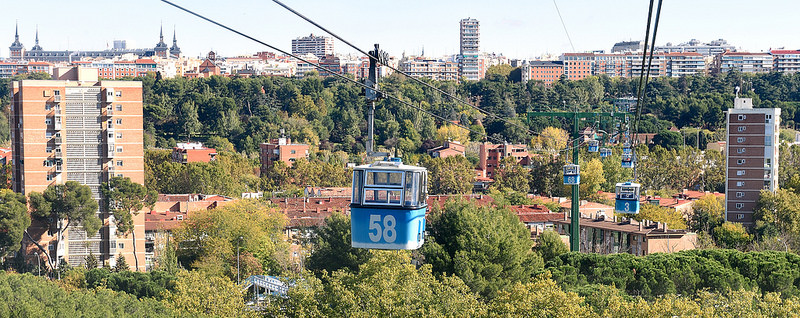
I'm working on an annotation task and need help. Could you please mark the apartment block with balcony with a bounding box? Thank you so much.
[477,142,530,179]
[665,52,705,77]
[11,70,144,270]
[725,97,780,226]
[714,52,774,74]
[770,50,800,73]
[400,57,459,81]
[291,34,334,59]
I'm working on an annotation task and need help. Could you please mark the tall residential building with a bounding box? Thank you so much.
[724,97,780,226]
[291,34,334,59]
[770,50,800,73]
[477,142,530,179]
[11,68,145,269]
[459,18,481,81]
[714,52,773,74]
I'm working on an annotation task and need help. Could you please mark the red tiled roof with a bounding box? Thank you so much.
[135,59,157,64]
[506,204,551,214]
[517,213,565,223]
[771,50,800,54]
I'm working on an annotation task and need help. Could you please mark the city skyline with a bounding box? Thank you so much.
[4,0,800,60]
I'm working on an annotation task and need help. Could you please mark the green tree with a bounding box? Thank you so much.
[84,252,98,269]
[102,177,158,272]
[488,273,593,318]
[422,200,543,298]
[535,230,568,263]
[690,194,724,233]
[28,181,101,272]
[579,158,606,201]
[713,222,752,249]
[653,130,683,150]
[172,200,289,278]
[421,155,475,194]
[491,156,530,194]
[754,189,800,242]
[163,270,254,317]
[306,212,371,274]
[271,251,484,317]
[0,189,29,260]
[115,255,130,272]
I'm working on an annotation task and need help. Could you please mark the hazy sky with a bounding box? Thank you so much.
[4,0,800,60]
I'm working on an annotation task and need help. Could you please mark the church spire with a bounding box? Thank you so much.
[15,22,19,41]
[31,25,42,51]
[10,21,25,54]
[160,23,164,42]
[170,26,181,58]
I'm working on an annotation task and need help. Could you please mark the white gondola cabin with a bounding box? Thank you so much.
[615,182,640,214]
[563,164,580,185]
[587,140,599,152]
[350,158,428,250]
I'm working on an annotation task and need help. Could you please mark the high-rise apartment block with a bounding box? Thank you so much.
[459,18,481,81]
[11,68,145,269]
[725,98,780,226]
[291,34,334,59]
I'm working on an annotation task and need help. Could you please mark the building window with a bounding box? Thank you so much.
[117,174,123,177]
[737,170,745,176]
[115,91,122,97]
[46,147,53,153]
[737,159,745,165]
[116,119,122,125]
[736,181,745,187]
[737,148,746,154]
[117,133,122,139]
[118,243,124,249]
[45,132,53,138]
[290,150,296,154]
[737,115,746,121]
[44,160,53,167]
[116,160,123,166]
[116,147,123,153]
[737,214,745,220]
[736,192,744,198]
[116,105,122,111]
[45,104,52,111]
[47,174,54,181]
[176,215,184,221]
[54,90,60,96]
[738,126,746,132]
[737,137,745,143]
[736,203,744,209]
[45,118,52,125]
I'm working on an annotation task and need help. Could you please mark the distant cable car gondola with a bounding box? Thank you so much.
[563,164,580,185]
[621,143,634,168]
[587,140,599,152]
[350,158,428,250]
[600,148,612,158]
[615,182,641,214]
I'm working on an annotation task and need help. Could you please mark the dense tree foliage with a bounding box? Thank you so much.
[420,155,476,194]
[0,190,29,260]
[548,249,800,298]
[422,200,543,298]
[171,200,289,278]
[85,268,176,299]
[306,212,371,274]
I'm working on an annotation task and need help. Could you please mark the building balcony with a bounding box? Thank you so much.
[53,149,62,159]
[53,136,61,144]
[55,164,62,173]
[53,95,61,103]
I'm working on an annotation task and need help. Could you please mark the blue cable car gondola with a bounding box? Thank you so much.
[587,140,599,152]
[621,153,635,168]
[350,158,428,250]
[563,164,580,185]
[615,182,641,214]
[599,148,612,158]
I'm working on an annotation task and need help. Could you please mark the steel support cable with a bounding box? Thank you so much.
[160,0,507,144]
[270,0,551,141]
[632,0,663,181]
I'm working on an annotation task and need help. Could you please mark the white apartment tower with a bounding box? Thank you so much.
[291,34,334,59]
[459,18,480,81]
[725,97,780,226]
